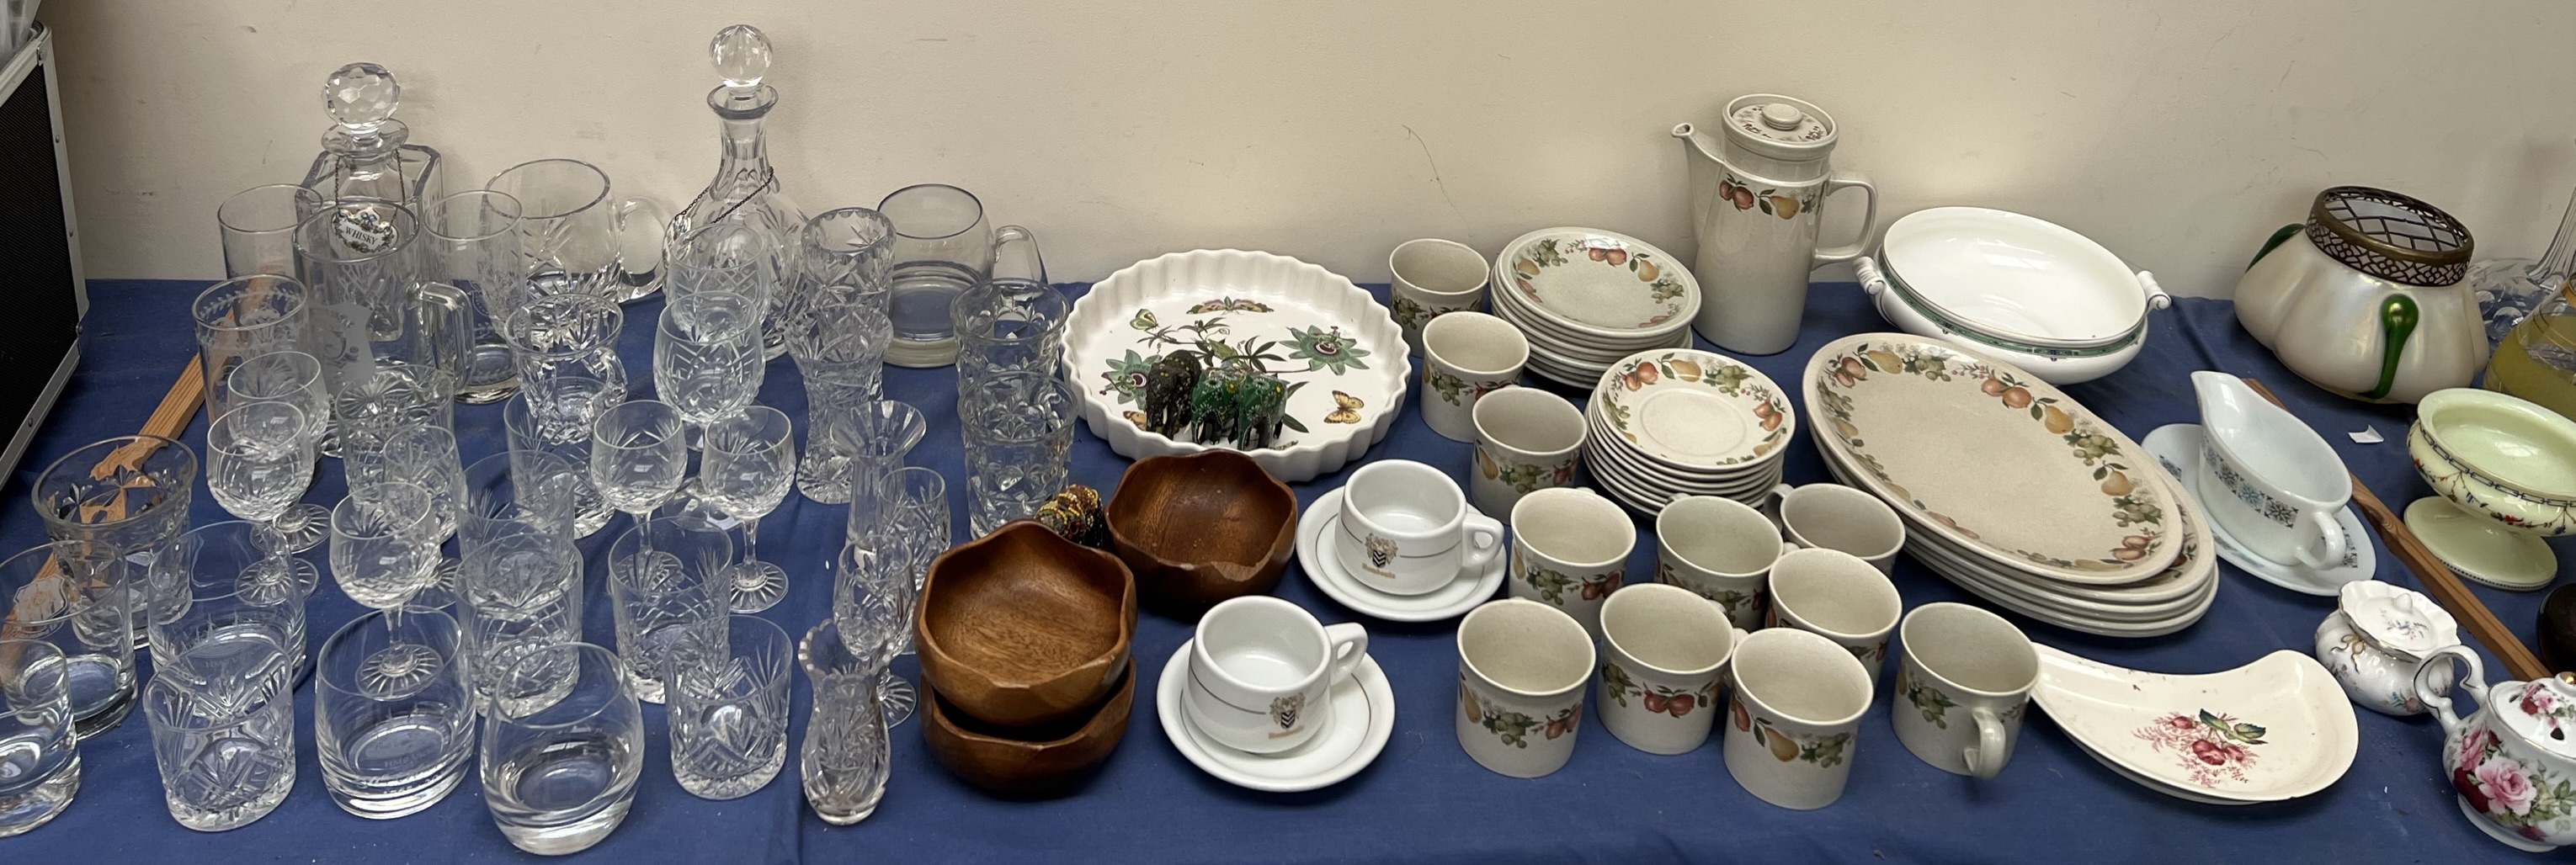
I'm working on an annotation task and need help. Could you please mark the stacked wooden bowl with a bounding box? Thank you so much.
[916,521,1139,796]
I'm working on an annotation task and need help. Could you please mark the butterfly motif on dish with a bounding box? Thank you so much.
[1129,310,1158,330]
[1325,391,1365,424]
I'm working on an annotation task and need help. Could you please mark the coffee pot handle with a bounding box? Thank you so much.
[2415,645,2486,738]
[1963,705,2010,780]
[1810,171,1879,268]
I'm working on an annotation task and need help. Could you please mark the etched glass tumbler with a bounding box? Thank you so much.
[143,660,295,831]
[192,274,311,432]
[798,618,887,825]
[216,183,322,279]
[959,371,1078,536]
[0,541,133,738]
[314,607,474,819]
[952,277,1068,385]
[606,516,730,703]
[31,435,195,651]
[0,639,79,837]
[479,642,643,855]
[664,614,790,800]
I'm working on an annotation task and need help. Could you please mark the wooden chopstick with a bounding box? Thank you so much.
[2241,377,2549,681]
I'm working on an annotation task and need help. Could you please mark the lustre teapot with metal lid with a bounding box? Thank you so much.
[1671,94,1876,356]
[2417,645,2576,851]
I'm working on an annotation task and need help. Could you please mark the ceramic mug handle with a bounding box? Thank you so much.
[1962,705,2010,780]
[1321,622,1370,686]
[1810,171,1879,266]
[2291,510,2347,570]
[1457,512,1506,576]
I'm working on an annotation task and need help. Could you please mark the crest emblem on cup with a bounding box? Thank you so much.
[1362,535,1399,574]
[1269,693,1305,735]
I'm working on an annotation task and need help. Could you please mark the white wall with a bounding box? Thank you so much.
[45,0,2576,296]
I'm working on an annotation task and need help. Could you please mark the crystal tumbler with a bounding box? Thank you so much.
[315,608,474,819]
[959,371,1078,536]
[0,542,132,738]
[665,614,790,799]
[479,642,642,855]
[606,516,730,703]
[31,435,195,651]
[144,662,295,831]
[0,639,80,837]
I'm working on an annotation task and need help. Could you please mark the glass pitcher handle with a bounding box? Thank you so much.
[992,225,1044,284]
[613,197,672,296]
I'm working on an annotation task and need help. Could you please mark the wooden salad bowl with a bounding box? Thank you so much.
[923,666,1135,797]
[917,520,1137,727]
[1105,450,1298,616]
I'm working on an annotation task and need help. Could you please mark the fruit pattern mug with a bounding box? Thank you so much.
[1456,598,1594,778]
[1725,627,1872,809]
[1469,387,1584,518]
[1507,488,1632,637]
[1767,548,1903,685]
[1653,496,1791,630]
[1389,238,1490,358]
[1597,583,1745,756]
[1890,602,2036,779]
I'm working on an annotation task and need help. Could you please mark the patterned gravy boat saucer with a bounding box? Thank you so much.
[2031,644,2358,804]
[1296,488,1507,623]
[2142,423,2376,596]
[1158,639,1395,793]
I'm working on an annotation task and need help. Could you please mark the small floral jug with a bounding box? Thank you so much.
[2314,581,2459,715]
[2417,645,2576,852]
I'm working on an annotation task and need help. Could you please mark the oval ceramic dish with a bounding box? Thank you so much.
[1872,207,2167,348]
[1063,250,1408,482]
[2033,645,2359,804]
[1590,349,1796,470]
[1860,256,2148,386]
[1492,227,1701,340]
[1804,333,2179,585]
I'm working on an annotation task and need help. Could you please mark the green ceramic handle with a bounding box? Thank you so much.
[2360,294,2419,401]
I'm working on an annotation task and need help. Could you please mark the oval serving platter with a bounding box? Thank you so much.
[1802,332,2178,585]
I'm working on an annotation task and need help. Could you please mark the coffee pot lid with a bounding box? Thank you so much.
[1722,94,1837,162]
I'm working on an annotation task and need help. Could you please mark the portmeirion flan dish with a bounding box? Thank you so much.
[1854,207,2169,385]
[2405,387,2576,590]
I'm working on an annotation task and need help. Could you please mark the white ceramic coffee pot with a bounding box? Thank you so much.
[1673,94,1876,355]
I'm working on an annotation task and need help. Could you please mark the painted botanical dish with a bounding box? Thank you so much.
[1493,227,1701,336]
[1064,250,1408,482]
[2031,645,2357,803]
[1804,332,2177,585]
[1591,348,1793,470]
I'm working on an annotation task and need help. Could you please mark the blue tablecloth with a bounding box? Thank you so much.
[0,279,2542,863]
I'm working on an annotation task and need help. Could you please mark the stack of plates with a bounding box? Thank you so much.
[1489,227,1700,386]
[1802,333,2217,637]
[1582,348,1793,514]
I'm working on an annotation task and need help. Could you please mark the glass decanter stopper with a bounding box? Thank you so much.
[672,24,806,360]
[301,62,443,211]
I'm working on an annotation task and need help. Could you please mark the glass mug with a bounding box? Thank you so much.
[486,159,668,304]
[876,183,1041,367]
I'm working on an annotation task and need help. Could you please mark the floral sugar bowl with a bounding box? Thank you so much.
[2417,645,2576,852]
[2313,581,2459,715]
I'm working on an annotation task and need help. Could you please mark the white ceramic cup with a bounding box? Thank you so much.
[2196,436,2350,569]
[1770,483,1905,575]
[1598,582,1747,755]
[1768,548,1903,685]
[1420,312,1530,443]
[1891,602,2036,778]
[1507,487,1633,637]
[1471,387,1585,517]
[1456,597,1594,777]
[1390,238,1491,357]
[1185,596,1370,755]
[1724,627,1874,809]
[1336,459,1506,596]
[1654,495,1792,630]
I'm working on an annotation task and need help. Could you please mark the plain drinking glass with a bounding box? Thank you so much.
[486,158,666,303]
[591,400,690,544]
[837,401,928,552]
[314,607,474,819]
[835,543,918,727]
[790,302,894,503]
[607,516,731,703]
[0,542,132,738]
[478,642,643,855]
[423,188,528,404]
[155,521,309,710]
[143,661,295,831]
[503,380,618,538]
[31,435,196,651]
[0,639,79,837]
[702,406,796,613]
[504,294,629,408]
[192,274,311,432]
[959,371,1078,536]
[652,290,764,443]
[798,618,888,825]
[217,183,322,279]
[224,350,333,551]
[206,401,322,598]
[664,615,790,800]
[952,277,1069,384]
[668,222,784,360]
[328,481,440,610]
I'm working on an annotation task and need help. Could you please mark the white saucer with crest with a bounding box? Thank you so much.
[1295,487,1507,622]
[2142,423,2376,596]
[1156,639,1394,793]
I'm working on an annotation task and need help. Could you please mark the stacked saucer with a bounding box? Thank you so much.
[1802,333,2217,637]
[1489,227,1700,386]
[1581,348,1793,514]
